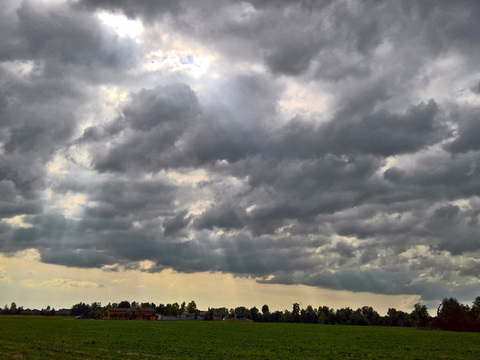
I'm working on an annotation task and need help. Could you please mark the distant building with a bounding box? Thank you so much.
[103,307,156,320]
[157,311,208,321]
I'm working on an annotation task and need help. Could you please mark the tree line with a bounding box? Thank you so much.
[3,296,479,332]
[1,302,57,316]
[68,296,480,332]
[69,300,199,319]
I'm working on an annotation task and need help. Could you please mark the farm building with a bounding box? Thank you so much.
[103,307,157,320]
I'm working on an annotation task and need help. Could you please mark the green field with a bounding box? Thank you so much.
[1,316,479,359]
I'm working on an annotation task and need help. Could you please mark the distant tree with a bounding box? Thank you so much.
[303,305,317,323]
[235,306,248,318]
[352,308,366,325]
[172,302,180,317]
[90,302,103,319]
[292,303,300,322]
[164,303,173,316]
[411,303,430,328]
[140,302,154,309]
[250,307,259,322]
[131,301,138,308]
[10,302,17,315]
[156,303,165,315]
[187,300,197,315]
[70,302,91,317]
[215,307,228,319]
[317,306,334,325]
[437,298,469,331]
[281,309,292,322]
[261,304,270,320]
[179,301,186,316]
[118,301,131,308]
[41,305,52,316]
[469,296,480,331]
[473,296,480,310]
[360,306,380,326]
[271,310,282,322]
[2,304,10,315]
[205,308,215,321]
[335,307,354,325]
[386,308,412,327]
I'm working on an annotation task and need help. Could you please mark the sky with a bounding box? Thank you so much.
[1,0,480,315]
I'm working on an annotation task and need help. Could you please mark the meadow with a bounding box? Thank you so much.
[1,316,479,359]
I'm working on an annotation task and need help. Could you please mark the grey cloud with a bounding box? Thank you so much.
[75,0,183,22]
[3,0,480,305]
[471,81,480,94]
[259,268,472,301]
[319,100,443,157]
[89,83,201,173]
[385,152,480,201]
[124,84,199,131]
[424,204,480,255]
[163,210,190,237]
[262,98,444,163]
[40,247,117,268]
[383,167,405,182]
[264,38,320,76]
[447,108,480,153]
[11,1,139,74]
[86,74,281,172]
[0,200,42,219]
[194,205,246,231]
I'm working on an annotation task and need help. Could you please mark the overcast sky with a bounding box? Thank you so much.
[1,0,480,313]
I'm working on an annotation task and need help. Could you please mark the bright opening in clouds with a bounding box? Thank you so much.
[1,0,480,313]
[97,11,143,40]
[144,51,211,78]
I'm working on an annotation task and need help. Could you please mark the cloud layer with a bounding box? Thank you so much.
[1,0,480,303]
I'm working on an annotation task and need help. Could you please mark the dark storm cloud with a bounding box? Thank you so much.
[2,0,480,305]
[268,99,444,159]
[163,210,190,237]
[447,108,480,153]
[0,0,142,209]
[471,81,480,95]
[194,205,246,231]
[83,74,280,172]
[1,1,139,79]
[75,0,183,22]
[86,83,201,172]
[264,37,321,76]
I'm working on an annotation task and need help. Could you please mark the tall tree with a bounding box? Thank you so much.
[90,302,103,319]
[70,302,91,317]
[304,305,317,323]
[187,300,197,315]
[470,296,480,331]
[118,301,131,308]
[179,301,186,316]
[437,298,469,331]
[250,307,259,322]
[292,303,300,322]
[411,303,430,327]
[262,304,270,322]
[10,302,17,315]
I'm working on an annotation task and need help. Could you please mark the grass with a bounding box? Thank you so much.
[1,316,479,359]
